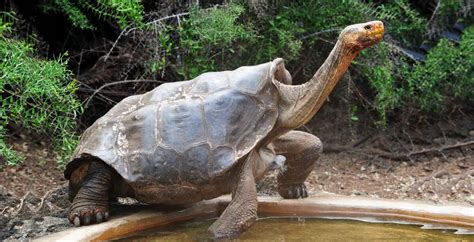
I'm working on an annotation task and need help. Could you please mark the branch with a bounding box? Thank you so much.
[104,12,191,62]
[104,5,228,61]
[299,28,341,40]
[385,42,424,62]
[78,87,131,97]
[84,79,165,108]
[325,140,474,161]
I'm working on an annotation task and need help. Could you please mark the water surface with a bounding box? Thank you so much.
[118,217,474,241]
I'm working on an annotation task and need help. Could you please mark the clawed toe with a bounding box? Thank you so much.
[69,207,109,226]
[278,184,308,199]
[73,216,81,227]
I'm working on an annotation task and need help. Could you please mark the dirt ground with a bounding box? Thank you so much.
[1,115,473,240]
[2,135,471,204]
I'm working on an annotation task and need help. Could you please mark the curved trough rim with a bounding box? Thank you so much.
[34,193,474,241]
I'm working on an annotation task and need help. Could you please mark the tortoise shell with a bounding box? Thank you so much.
[65,59,285,185]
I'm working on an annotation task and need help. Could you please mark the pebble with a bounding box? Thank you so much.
[457,162,469,169]
[423,165,433,172]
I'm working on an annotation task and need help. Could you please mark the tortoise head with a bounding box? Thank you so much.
[339,20,384,52]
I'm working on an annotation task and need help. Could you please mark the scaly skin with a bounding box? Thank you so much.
[274,21,384,130]
[207,151,258,238]
[68,161,111,226]
[272,130,322,198]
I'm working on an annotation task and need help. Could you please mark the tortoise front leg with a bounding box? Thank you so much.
[68,161,113,226]
[272,130,322,198]
[208,152,258,239]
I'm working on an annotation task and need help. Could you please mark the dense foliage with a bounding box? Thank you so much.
[41,0,144,30]
[142,0,471,122]
[0,13,82,166]
[0,0,472,166]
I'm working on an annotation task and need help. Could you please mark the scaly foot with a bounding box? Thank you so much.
[68,205,109,226]
[278,184,308,199]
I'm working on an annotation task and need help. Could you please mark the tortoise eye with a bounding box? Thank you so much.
[364,25,372,30]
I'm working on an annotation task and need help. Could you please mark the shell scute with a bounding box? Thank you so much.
[179,144,212,184]
[159,98,206,152]
[121,105,158,153]
[203,89,259,147]
[230,63,271,94]
[66,59,283,184]
[210,146,236,177]
[188,71,230,94]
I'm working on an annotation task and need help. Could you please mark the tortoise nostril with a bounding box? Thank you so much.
[364,25,372,30]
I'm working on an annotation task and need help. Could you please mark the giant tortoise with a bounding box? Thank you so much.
[65,21,384,238]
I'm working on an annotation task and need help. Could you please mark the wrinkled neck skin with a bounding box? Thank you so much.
[274,39,360,132]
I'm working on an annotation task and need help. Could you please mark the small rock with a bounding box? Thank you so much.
[458,162,469,169]
[434,171,449,179]
[469,130,474,137]
[423,165,433,172]
[370,165,376,173]
[352,190,368,196]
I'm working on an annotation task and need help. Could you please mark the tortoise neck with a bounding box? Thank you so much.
[276,40,359,129]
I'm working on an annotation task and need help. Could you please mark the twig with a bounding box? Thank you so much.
[428,0,441,26]
[393,133,413,162]
[142,12,191,30]
[385,42,422,63]
[409,166,449,193]
[427,0,442,38]
[299,28,341,40]
[76,80,116,104]
[104,26,129,62]
[1,206,8,215]
[78,87,130,97]
[104,12,191,62]
[13,191,31,216]
[36,189,52,213]
[105,4,228,62]
[85,79,165,108]
[325,140,474,161]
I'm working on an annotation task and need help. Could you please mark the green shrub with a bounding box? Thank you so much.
[359,43,404,124]
[250,11,303,63]
[407,26,474,111]
[41,0,144,30]
[360,26,473,121]
[127,1,470,125]
[0,127,23,167]
[178,4,257,79]
[0,15,82,166]
[373,0,427,46]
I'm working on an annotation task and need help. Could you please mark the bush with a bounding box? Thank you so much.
[41,0,144,30]
[0,14,82,166]
[80,1,471,127]
[178,4,257,79]
[407,26,474,110]
[361,26,473,122]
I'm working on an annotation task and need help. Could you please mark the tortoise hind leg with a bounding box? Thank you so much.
[208,152,258,239]
[68,160,113,226]
[272,130,322,198]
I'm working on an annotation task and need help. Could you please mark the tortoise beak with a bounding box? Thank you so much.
[370,21,384,42]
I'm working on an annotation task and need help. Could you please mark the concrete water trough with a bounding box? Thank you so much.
[35,193,474,241]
